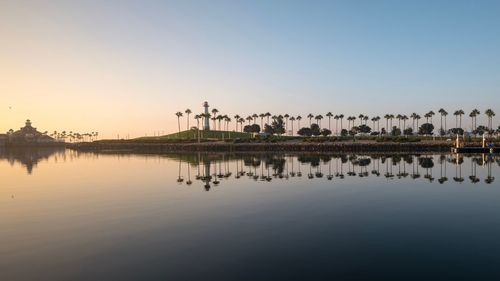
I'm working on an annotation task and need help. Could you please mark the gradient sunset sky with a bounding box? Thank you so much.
[1,0,499,138]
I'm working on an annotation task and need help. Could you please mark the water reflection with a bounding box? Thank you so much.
[0,147,65,174]
[1,149,498,187]
[171,153,498,189]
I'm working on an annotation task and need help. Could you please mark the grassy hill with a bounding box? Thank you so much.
[135,130,253,141]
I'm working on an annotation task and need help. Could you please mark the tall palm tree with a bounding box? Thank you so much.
[296,115,302,129]
[194,114,201,131]
[315,115,323,127]
[224,116,231,131]
[485,109,495,131]
[326,112,333,131]
[442,110,448,132]
[396,114,403,130]
[375,116,381,132]
[185,109,192,130]
[358,114,364,126]
[339,114,344,132]
[402,115,408,134]
[424,112,431,124]
[371,117,377,131]
[472,109,480,131]
[457,109,464,130]
[438,108,447,134]
[175,111,183,135]
[259,113,265,128]
[334,115,340,135]
[252,113,259,124]
[415,114,421,133]
[410,113,418,131]
[239,117,245,132]
[289,116,296,136]
[363,115,369,125]
[284,114,290,134]
[427,110,435,125]
[307,113,314,126]
[210,108,218,128]
[234,114,240,131]
[265,112,272,125]
[246,116,253,126]
[384,114,391,134]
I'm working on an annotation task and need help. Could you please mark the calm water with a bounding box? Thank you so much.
[1,148,500,280]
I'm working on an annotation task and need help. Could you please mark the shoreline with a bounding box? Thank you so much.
[68,141,456,153]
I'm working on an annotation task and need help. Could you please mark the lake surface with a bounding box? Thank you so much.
[1,148,500,280]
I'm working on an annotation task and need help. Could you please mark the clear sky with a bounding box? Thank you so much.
[1,0,499,138]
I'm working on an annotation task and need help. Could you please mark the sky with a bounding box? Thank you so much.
[1,0,499,138]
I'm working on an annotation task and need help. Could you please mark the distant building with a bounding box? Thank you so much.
[8,119,55,143]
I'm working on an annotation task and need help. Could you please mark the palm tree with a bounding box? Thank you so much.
[384,114,391,134]
[402,115,408,134]
[252,113,258,124]
[427,110,435,126]
[410,113,418,131]
[396,114,403,130]
[224,115,231,131]
[265,112,272,125]
[211,108,219,128]
[457,109,464,130]
[259,113,265,128]
[307,113,314,126]
[469,109,479,133]
[234,114,240,131]
[339,114,345,132]
[185,109,192,130]
[442,110,448,132]
[389,114,394,130]
[290,116,296,136]
[415,114,421,132]
[315,115,323,128]
[217,115,224,130]
[485,109,495,131]
[238,117,245,132]
[296,115,302,129]
[472,109,480,132]
[194,114,201,130]
[371,117,377,131]
[284,114,290,134]
[424,112,431,123]
[175,111,183,135]
[363,115,369,125]
[246,116,253,126]
[326,112,333,131]
[334,115,340,135]
[438,108,447,134]
[358,114,364,126]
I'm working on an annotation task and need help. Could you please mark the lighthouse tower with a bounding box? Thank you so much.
[203,101,210,130]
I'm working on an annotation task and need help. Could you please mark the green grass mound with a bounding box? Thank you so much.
[136,130,253,141]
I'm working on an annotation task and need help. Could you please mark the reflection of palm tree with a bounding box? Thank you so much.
[186,163,192,185]
[453,155,464,183]
[177,160,184,183]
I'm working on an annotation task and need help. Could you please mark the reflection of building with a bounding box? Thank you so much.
[0,134,7,146]
[0,147,63,174]
[8,120,55,143]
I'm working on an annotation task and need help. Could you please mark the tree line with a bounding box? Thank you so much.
[175,108,498,137]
